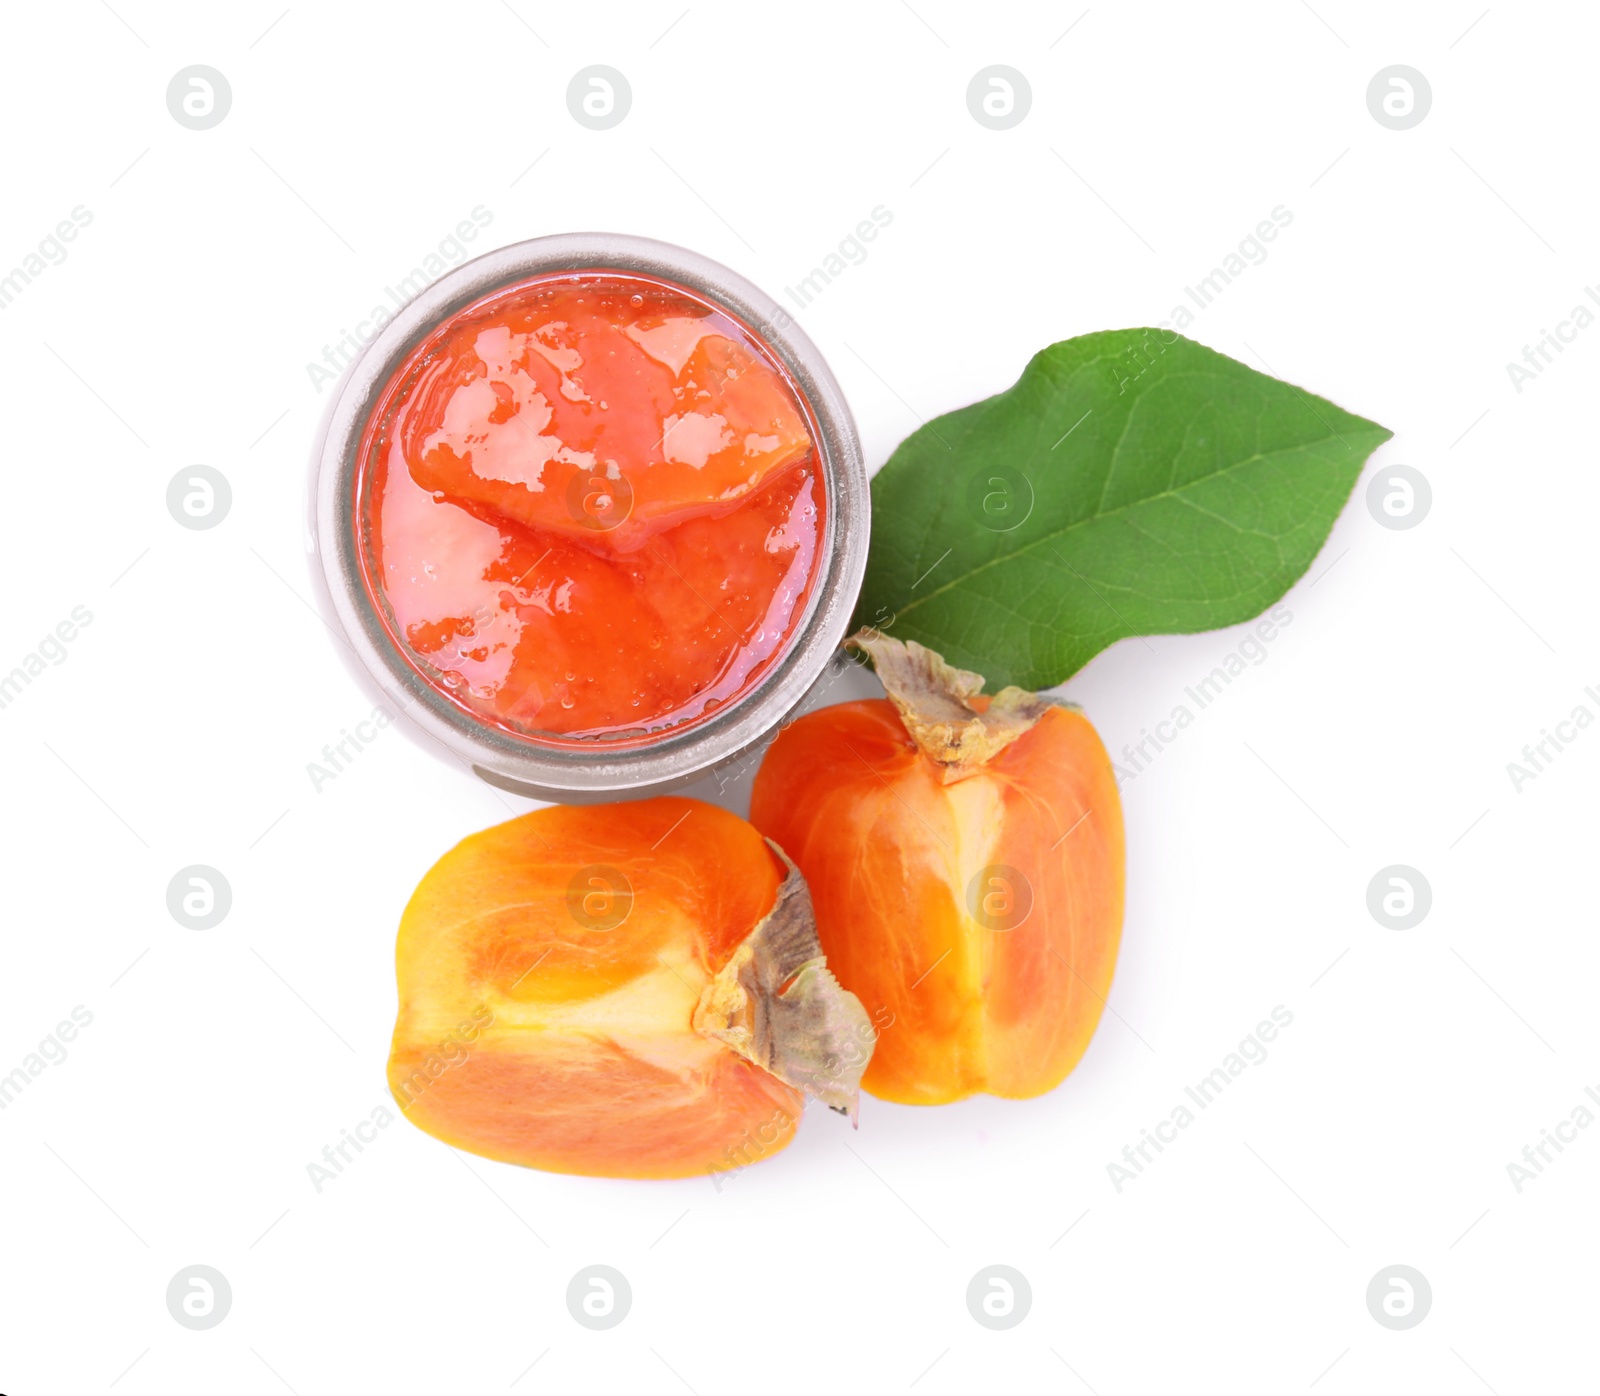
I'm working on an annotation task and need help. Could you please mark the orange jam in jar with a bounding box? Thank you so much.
[353,272,825,741]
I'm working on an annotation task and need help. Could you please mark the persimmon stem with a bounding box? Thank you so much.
[848,627,1069,779]
[692,844,874,1123]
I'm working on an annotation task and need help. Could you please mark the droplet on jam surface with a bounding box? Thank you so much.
[356,272,825,742]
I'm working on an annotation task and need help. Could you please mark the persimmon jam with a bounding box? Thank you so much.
[353,271,825,741]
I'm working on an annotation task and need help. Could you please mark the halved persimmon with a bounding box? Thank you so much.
[750,633,1126,1105]
[387,797,871,1179]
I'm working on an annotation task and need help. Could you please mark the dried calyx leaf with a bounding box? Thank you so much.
[693,844,874,1122]
[848,627,1065,780]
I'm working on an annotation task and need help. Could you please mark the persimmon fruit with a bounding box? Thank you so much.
[750,631,1126,1105]
[387,797,871,1179]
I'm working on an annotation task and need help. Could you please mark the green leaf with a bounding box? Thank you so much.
[852,329,1392,690]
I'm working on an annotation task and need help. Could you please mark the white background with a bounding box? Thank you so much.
[1,1,1595,1391]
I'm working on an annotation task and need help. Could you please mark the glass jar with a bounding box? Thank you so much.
[308,233,867,802]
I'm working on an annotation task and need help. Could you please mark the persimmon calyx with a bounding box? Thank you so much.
[848,628,1067,779]
[692,845,874,1123]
